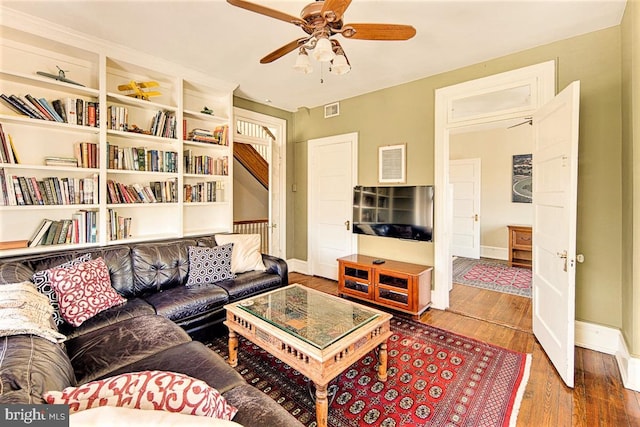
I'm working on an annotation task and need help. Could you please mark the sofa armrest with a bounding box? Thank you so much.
[261,254,288,286]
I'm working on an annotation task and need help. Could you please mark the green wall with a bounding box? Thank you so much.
[621,0,640,355]
[290,27,625,332]
[238,20,639,353]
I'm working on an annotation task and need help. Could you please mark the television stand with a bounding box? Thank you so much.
[337,254,433,319]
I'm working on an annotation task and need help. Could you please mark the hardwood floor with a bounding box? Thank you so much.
[289,272,640,426]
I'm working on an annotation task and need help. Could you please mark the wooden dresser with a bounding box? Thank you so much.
[508,225,532,268]
[337,254,432,319]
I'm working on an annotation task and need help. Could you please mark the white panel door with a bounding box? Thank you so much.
[450,159,481,259]
[308,133,358,280]
[532,81,580,388]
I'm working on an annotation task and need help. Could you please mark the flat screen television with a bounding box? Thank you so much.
[352,185,434,242]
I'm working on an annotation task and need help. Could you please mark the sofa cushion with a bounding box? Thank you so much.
[0,335,75,404]
[213,270,283,302]
[186,244,234,287]
[224,383,304,427]
[0,281,66,343]
[49,258,127,327]
[65,314,191,384]
[131,240,196,295]
[44,370,238,420]
[60,298,155,339]
[93,341,246,394]
[214,234,266,274]
[32,253,92,326]
[143,284,229,323]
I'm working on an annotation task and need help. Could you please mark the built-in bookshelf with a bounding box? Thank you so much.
[0,20,235,256]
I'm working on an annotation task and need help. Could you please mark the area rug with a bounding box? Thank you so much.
[452,257,532,298]
[207,317,531,427]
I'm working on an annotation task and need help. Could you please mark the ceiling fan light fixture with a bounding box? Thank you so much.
[312,36,335,62]
[293,49,313,74]
[330,53,351,75]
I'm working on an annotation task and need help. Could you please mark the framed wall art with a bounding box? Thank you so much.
[379,144,406,184]
[512,153,533,203]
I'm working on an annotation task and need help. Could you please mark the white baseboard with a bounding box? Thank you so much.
[287,258,309,275]
[576,320,640,391]
[480,246,508,260]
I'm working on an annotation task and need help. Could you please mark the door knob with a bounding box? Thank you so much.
[345,220,350,231]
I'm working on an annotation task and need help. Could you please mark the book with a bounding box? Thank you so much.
[24,94,54,120]
[0,123,10,163]
[39,98,64,122]
[43,221,61,245]
[0,94,29,116]
[52,99,67,123]
[7,134,19,164]
[65,97,77,125]
[0,239,29,250]
[10,95,44,119]
[29,219,53,247]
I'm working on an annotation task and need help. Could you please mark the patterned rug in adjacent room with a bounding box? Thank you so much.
[207,317,531,427]
[452,257,532,298]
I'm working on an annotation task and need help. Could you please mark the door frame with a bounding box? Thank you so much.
[433,61,556,309]
[307,132,359,277]
[233,107,287,259]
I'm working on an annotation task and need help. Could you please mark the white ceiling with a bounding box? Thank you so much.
[1,0,627,112]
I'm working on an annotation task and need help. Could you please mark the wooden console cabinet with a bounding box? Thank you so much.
[508,225,533,268]
[337,254,432,319]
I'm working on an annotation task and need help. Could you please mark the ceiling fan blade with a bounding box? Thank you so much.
[260,38,310,64]
[321,0,353,23]
[342,23,417,40]
[227,0,304,26]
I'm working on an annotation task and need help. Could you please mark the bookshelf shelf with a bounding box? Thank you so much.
[0,23,234,256]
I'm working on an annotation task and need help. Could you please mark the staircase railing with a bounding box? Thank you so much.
[233,219,269,253]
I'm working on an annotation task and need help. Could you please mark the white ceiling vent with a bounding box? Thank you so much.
[324,102,340,118]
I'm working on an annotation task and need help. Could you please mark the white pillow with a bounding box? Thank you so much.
[70,406,244,427]
[214,234,266,274]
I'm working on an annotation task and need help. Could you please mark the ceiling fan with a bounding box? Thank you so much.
[226,0,417,75]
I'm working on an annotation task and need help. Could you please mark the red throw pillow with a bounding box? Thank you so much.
[48,257,126,327]
[43,370,238,420]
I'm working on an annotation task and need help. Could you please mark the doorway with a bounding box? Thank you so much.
[233,107,287,258]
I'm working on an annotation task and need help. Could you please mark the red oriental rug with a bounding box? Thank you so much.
[207,317,531,427]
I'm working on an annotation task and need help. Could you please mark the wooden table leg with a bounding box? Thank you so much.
[314,382,328,427]
[228,330,238,367]
[377,342,388,381]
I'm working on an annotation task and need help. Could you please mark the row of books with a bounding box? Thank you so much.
[28,211,98,247]
[0,169,98,206]
[107,208,132,241]
[107,143,178,173]
[150,110,177,139]
[184,181,224,203]
[183,152,228,176]
[106,178,178,204]
[187,125,229,146]
[1,94,98,127]
[0,123,19,164]
[45,141,99,168]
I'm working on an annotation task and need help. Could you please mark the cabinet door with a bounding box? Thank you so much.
[339,262,373,299]
[375,271,412,310]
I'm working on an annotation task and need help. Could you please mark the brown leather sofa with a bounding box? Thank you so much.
[0,234,302,426]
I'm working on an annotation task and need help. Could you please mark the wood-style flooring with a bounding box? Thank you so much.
[289,272,640,426]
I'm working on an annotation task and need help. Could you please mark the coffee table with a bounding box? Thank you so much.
[224,284,392,427]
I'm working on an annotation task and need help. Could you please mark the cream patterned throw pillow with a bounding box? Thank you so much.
[0,281,66,343]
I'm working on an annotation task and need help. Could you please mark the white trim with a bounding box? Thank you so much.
[287,258,310,275]
[480,246,509,260]
[434,61,556,310]
[233,108,287,259]
[575,321,640,392]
